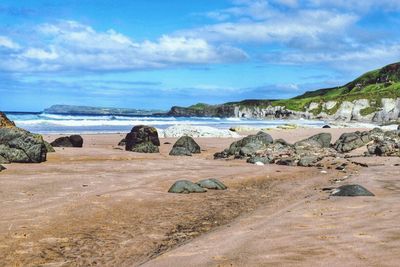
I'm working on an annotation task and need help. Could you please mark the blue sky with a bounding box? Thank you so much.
[0,0,400,111]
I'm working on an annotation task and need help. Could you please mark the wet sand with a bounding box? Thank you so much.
[0,128,399,266]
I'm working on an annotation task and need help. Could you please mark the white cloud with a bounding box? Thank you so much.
[0,36,20,49]
[0,21,248,73]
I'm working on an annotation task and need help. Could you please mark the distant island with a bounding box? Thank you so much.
[167,62,400,124]
[43,105,165,116]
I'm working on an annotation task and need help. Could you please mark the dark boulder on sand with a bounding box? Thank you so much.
[196,178,227,190]
[51,135,83,147]
[0,164,5,171]
[168,180,207,194]
[333,131,371,152]
[125,125,160,153]
[322,125,331,128]
[331,184,374,197]
[0,127,47,163]
[169,136,201,156]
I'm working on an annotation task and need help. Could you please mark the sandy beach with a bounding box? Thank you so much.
[0,128,399,266]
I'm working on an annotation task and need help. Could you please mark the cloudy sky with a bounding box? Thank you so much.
[0,0,399,111]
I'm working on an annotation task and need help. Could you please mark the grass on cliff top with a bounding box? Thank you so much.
[272,82,400,112]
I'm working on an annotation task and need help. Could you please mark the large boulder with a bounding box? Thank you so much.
[331,184,374,197]
[168,180,207,194]
[0,112,15,128]
[367,130,400,156]
[215,131,273,159]
[125,125,160,153]
[51,135,83,147]
[0,127,47,163]
[295,133,332,148]
[169,136,201,156]
[333,131,371,152]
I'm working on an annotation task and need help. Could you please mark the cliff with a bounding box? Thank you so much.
[167,62,400,124]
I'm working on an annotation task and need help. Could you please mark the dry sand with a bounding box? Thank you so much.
[0,128,399,266]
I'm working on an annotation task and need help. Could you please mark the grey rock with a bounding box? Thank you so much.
[125,125,160,153]
[331,184,375,197]
[196,178,227,190]
[276,158,297,166]
[295,133,332,148]
[333,131,370,152]
[0,127,47,163]
[247,156,273,164]
[131,142,159,153]
[0,164,5,171]
[168,180,207,194]
[0,154,9,164]
[169,136,200,156]
[228,131,273,158]
[44,141,55,152]
[298,156,320,167]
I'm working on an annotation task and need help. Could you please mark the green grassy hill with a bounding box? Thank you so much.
[271,62,400,115]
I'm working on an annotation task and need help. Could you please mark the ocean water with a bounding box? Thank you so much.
[6,112,326,134]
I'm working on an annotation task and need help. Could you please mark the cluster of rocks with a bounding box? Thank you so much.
[51,135,83,147]
[168,178,227,194]
[214,128,400,167]
[120,125,203,156]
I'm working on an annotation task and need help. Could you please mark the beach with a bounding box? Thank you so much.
[1,128,399,266]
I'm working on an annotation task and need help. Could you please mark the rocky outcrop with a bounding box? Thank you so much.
[125,125,160,153]
[51,135,83,147]
[0,127,47,163]
[167,105,236,117]
[196,178,227,190]
[169,136,201,156]
[333,131,371,153]
[367,130,400,156]
[0,112,15,128]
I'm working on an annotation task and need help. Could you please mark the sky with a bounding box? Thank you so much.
[0,0,400,111]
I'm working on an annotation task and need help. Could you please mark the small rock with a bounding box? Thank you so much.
[169,136,201,156]
[255,161,265,166]
[196,178,227,190]
[331,184,374,197]
[322,125,331,128]
[320,170,328,174]
[247,156,272,164]
[168,180,207,194]
[164,142,171,144]
[0,164,5,171]
[51,135,83,148]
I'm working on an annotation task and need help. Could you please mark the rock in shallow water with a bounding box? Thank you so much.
[169,136,200,156]
[168,180,207,194]
[331,184,374,197]
[196,178,227,190]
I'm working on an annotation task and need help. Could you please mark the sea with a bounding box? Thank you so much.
[5,112,326,134]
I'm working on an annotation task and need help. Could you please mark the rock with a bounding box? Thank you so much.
[255,161,265,166]
[295,133,332,148]
[322,125,331,128]
[222,131,273,158]
[333,131,370,152]
[196,178,227,190]
[0,164,5,171]
[168,180,207,194]
[51,135,83,147]
[0,155,10,164]
[276,158,297,166]
[118,138,126,146]
[160,125,240,138]
[44,141,55,153]
[298,156,320,167]
[125,125,160,153]
[0,112,15,128]
[0,127,47,163]
[367,130,400,156]
[130,142,159,153]
[169,136,201,156]
[247,156,273,164]
[331,184,375,196]
[398,125,400,130]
